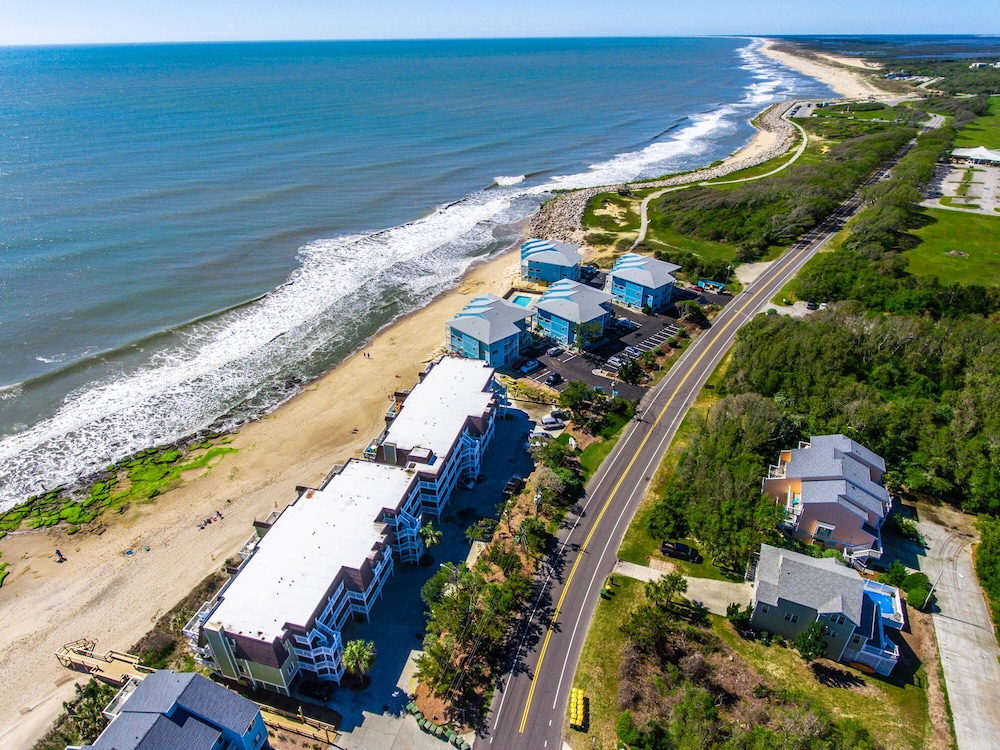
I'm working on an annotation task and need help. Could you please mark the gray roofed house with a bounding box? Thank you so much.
[446,293,532,367]
[749,544,901,675]
[605,253,681,312]
[520,238,582,283]
[83,671,269,750]
[535,279,613,348]
[764,435,892,567]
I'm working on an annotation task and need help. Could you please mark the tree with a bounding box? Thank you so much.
[419,521,443,550]
[517,516,549,556]
[676,300,706,324]
[342,639,376,679]
[574,320,604,349]
[794,621,828,662]
[617,357,645,385]
[644,572,687,609]
[559,380,592,413]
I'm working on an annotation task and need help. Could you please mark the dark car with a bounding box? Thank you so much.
[806,300,819,310]
[503,475,524,498]
[545,372,563,386]
[660,541,699,562]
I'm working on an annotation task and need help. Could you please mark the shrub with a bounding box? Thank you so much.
[616,710,641,745]
[879,560,907,588]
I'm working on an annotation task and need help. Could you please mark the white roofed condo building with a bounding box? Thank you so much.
[446,293,532,368]
[535,279,613,348]
[520,238,582,283]
[184,357,505,695]
[605,253,681,312]
[764,434,891,568]
[365,357,504,517]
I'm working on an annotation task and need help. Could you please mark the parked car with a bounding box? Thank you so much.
[546,346,564,357]
[606,356,623,369]
[540,415,565,430]
[625,346,643,358]
[520,359,541,374]
[660,541,699,562]
[545,372,563,386]
[806,300,819,310]
[503,475,525,498]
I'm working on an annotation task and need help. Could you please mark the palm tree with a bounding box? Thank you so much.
[419,521,443,549]
[342,639,376,680]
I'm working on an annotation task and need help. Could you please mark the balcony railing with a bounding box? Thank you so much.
[182,600,217,643]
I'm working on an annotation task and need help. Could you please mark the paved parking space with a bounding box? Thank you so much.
[511,286,735,404]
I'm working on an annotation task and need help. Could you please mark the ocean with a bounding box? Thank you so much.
[0,37,830,510]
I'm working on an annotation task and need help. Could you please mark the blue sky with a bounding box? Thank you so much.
[0,0,997,45]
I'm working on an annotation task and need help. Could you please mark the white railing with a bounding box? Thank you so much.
[182,600,217,643]
[237,535,258,561]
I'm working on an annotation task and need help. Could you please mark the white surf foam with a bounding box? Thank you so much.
[0,39,813,511]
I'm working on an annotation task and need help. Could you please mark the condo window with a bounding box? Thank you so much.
[783,612,799,624]
[831,614,846,625]
[815,523,835,539]
[759,604,769,614]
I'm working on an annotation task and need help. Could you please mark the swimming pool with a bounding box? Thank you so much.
[511,295,533,307]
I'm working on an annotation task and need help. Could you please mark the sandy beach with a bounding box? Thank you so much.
[759,39,892,100]
[0,85,804,748]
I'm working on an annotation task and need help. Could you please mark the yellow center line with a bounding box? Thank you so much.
[517,241,815,733]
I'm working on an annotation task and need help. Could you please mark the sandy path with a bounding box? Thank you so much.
[0,251,520,749]
[759,40,893,100]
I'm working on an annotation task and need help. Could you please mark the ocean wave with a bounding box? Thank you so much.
[0,40,819,510]
[0,191,529,510]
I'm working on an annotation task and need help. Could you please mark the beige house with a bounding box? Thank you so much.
[763,435,890,568]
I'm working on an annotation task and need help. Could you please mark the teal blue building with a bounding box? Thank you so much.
[536,280,613,348]
[606,253,680,312]
[520,239,581,283]
[447,294,532,367]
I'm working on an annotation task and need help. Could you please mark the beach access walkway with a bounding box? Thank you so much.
[631,100,809,249]
[54,639,154,686]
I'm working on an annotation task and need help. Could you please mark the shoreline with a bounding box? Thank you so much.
[758,38,894,100]
[0,88,806,748]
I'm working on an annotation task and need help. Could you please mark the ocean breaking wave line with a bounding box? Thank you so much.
[0,39,812,511]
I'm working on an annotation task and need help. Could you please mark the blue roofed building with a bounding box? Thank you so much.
[535,279,613,348]
[605,253,681,312]
[446,293,532,367]
[77,670,269,750]
[520,239,582,283]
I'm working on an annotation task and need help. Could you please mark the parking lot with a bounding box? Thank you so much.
[512,285,733,402]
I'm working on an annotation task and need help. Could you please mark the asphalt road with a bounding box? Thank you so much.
[483,155,907,749]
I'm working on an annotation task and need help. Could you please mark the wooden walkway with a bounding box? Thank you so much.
[55,639,154,687]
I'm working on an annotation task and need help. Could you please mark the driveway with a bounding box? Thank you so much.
[908,502,1000,750]
[612,560,753,616]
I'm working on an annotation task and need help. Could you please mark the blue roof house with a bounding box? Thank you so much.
[446,294,532,367]
[520,239,582,283]
[605,253,681,312]
[535,280,613,348]
[80,670,270,750]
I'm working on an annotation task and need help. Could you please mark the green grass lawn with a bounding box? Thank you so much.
[643,209,736,264]
[712,616,934,750]
[583,192,642,233]
[906,208,1000,284]
[955,97,1000,150]
[568,576,643,748]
